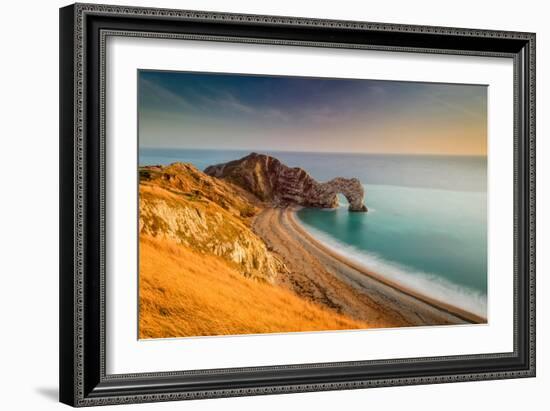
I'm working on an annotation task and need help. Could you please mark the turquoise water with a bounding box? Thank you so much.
[140,148,487,316]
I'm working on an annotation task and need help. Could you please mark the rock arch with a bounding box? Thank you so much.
[204,153,367,212]
[314,178,367,212]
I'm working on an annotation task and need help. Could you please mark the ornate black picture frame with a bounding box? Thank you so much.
[59,3,535,407]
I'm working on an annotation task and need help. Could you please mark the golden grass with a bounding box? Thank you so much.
[139,235,369,339]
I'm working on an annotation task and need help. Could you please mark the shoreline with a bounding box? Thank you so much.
[286,208,486,324]
[252,206,486,327]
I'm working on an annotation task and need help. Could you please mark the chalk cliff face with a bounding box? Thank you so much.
[204,153,367,212]
[139,163,286,282]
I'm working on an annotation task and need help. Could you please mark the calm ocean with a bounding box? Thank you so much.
[140,148,487,317]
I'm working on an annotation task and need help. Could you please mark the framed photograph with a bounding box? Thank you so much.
[59,3,536,407]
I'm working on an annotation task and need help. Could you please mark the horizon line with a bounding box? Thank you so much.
[139,146,487,158]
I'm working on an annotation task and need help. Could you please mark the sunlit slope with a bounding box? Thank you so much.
[139,235,368,338]
[139,162,284,282]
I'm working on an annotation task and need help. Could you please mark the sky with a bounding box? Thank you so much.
[138,70,487,156]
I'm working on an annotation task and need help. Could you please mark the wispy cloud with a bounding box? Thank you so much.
[141,78,294,123]
[138,72,487,155]
[197,87,294,123]
[139,78,195,111]
[427,93,486,119]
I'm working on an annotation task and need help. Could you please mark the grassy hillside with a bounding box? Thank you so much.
[139,235,369,338]
[139,163,284,281]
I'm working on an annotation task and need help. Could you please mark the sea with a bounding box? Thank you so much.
[140,147,488,318]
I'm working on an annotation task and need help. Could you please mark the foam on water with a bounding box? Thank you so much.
[295,218,487,318]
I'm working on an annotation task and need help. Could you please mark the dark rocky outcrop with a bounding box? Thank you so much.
[204,153,367,212]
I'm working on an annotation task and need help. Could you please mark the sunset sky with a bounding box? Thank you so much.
[138,70,487,156]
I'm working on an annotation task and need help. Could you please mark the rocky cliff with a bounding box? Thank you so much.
[139,163,286,282]
[204,153,367,212]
